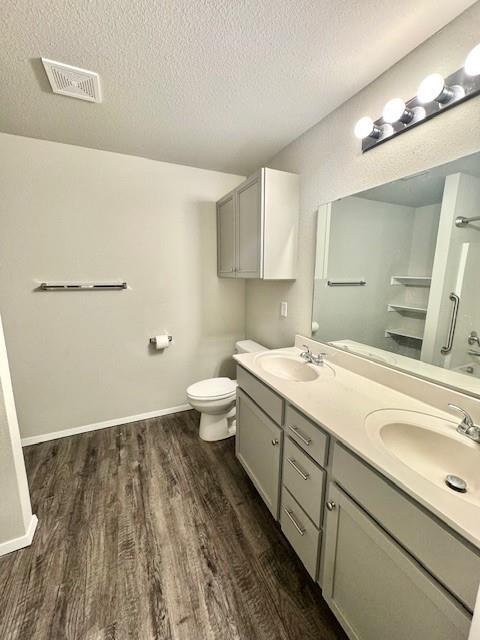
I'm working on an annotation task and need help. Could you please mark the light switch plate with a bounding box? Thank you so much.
[280,301,288,318]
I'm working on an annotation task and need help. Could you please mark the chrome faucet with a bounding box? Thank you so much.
[448,404,480,443]
[300,344,326,366]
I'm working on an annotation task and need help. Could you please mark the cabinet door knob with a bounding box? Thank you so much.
[326,500,336,511]
[271,438,279,446]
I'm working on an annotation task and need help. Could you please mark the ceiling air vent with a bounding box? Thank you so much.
[41,58,102,103]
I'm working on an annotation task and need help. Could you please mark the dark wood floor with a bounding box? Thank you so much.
[0,410,347,640]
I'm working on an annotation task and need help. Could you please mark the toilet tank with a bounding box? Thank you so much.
[234,339,267,354]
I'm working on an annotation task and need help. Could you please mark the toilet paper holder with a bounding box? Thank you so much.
[149,335,173,345]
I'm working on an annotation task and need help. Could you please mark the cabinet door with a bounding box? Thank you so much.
[322,484,471,640]
[236,389,282,518]
[217,193,236,277]
[236,173,263,278]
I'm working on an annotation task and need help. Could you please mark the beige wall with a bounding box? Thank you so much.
[245,3,480,348]
[0,134,245,439]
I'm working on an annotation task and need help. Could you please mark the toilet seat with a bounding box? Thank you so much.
[187,377,237,401]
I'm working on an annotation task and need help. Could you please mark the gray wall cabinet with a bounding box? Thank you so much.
[217,192,236,277]
[216,168,299,280]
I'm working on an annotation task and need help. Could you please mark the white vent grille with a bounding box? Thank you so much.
[41,58,102,103]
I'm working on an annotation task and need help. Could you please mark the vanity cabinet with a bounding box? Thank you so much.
[322,483,471,640]
[235,364,478,640]
[236,388,283,518]
[216,168,299,280]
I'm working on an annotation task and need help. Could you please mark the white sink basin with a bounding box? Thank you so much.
[254,353,334,382]
[365,409,480,506]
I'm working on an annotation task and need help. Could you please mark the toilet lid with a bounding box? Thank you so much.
[187,377,237,400]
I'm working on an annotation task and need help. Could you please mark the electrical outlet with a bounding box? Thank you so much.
[280,301,288,318]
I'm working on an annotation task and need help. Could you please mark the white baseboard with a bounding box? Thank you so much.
[0,514,38,557]
[21,404,192,447]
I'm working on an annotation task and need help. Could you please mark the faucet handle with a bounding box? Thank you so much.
[448,404,474,428]
[311,352,327,366]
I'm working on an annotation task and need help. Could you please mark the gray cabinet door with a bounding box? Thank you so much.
[322,484,471,640]
[217,193,236,277]
[236,173,263,278]
[236,389,282,519]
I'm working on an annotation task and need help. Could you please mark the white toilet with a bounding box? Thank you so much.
[186,340,266,441]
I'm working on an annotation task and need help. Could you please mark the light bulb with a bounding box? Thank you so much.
[417,73,452,104]
[354,116,380,139]
[382,98,413,124]
[465,43,480,76]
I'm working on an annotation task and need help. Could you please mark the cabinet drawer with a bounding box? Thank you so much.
[283,437,325,527]
[280,487,320,579]
[237,366,283,425]
[285,404,328,467]
[332,442,480,611]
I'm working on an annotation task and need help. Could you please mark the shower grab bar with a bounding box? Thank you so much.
[468,349,480,357]
[455,215,480,227]
[39,282,127,291]
[440,292,460,355]
[327,280,366,287]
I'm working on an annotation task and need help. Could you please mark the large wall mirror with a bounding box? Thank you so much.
[312,150,480,398]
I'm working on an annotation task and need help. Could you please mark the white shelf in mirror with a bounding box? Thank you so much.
[390,275,432,287]
[385,329,424,341]
[387,304,427,315]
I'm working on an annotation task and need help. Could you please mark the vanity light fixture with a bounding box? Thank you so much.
[417,73,454,104]
[382,98,414,124]
[354,117,381,140]
[465,43,480,76]
[356,43,480,152]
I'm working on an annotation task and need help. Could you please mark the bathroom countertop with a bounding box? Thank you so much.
[234,346,480,550]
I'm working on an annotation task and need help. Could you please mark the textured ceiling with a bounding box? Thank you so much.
[0,0,475,174]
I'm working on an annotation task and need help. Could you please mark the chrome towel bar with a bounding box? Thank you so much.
[39,282,127,291]
[327,280,366,287]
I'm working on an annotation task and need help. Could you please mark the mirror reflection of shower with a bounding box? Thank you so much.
[312,150,480,390]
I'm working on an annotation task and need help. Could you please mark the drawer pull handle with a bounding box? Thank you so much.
[271,438,280,446]
[283,508,306,535]
[288,425,311,446]
[326,500,336,511]
[287,457,309,480]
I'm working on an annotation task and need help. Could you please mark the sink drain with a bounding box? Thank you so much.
[445,474,467,493]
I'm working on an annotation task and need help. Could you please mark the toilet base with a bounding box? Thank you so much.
[199,407,236,441]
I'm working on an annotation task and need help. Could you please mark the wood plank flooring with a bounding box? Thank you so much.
[0,410,347,640]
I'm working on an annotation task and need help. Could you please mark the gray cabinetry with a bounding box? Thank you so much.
[235,366,478,640]
[280,487,321,579]
[216,168,299,280]
[236,174,262,278]
[236,388,283,519]
[331,442,480,611]
[237,366,283,424]
[283,437,325,527]
[216,192,236,277]
[322,483,471,640]
[279,404,329,579]
[285,404,329,466]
